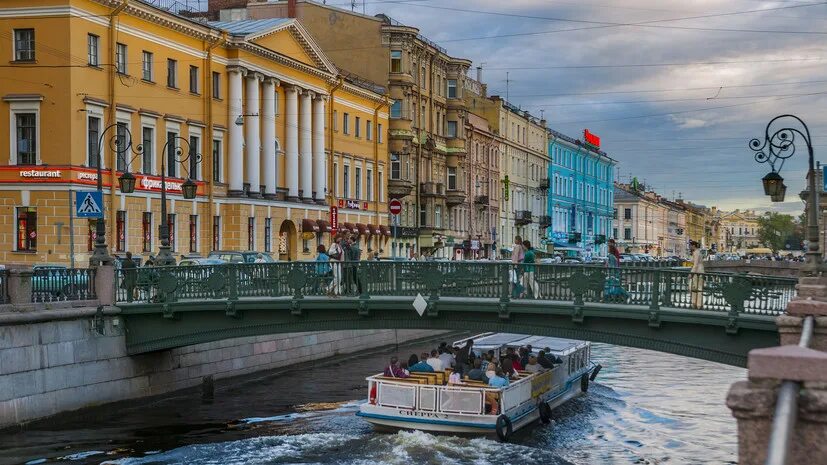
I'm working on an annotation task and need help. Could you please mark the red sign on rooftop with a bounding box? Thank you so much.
[584,129,600,149]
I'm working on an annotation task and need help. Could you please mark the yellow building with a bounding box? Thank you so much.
[0,0,389,265]
[713,208,761,253]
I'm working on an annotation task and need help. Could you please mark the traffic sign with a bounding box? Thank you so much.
[76,191,103,218]
[389,199,402,215]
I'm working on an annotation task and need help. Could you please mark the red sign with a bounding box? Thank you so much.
[389,199,402,215]
[584,129,600,148]
[330,206,338,235]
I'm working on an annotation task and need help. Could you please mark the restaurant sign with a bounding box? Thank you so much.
[583,129,600,150]
[338,199,369,210]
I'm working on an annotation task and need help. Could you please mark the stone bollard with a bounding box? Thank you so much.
[94,265,115,306]
[7,269,33,307]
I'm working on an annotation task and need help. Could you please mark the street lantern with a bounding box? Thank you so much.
[770,183,787,203]
[761,171,784,197]
[181,178,198,200]
[118,171,137,194]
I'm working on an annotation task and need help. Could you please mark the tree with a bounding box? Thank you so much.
[757,212,797,253]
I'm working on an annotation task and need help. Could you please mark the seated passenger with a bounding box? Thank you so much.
[466,359,489,383]
[510,353,523,371]
[409,353,435,373]
[488,367,510,388]
[519,347,530,368]
[448,370,464,385]
[501,357,518,379]
[439,347,456,369]
[524,355,541,373]
[537,350,562,369]
[485,359,497,382]
[426,349,444,372]
[480,352,493,372]
[383,356,409,378]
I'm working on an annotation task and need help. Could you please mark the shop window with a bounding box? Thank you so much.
[142,212,152,252]
[116,211,126,252]
[189,215,198,253]
[264,218,272,253]
[16,207,37,251]
[248,217,255,251]
[167,214,176,251]
[212,215,220,251]
[88,219,97,251]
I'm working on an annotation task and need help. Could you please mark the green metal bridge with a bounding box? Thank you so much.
[115,262,797,367]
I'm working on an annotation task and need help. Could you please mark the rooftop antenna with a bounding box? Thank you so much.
[506,71,511,102]
[351,0,357,12]
[540,109,545,120]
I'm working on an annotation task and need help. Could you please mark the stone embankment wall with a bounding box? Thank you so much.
[0,311,443,428]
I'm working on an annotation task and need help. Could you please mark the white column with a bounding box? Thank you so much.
[245,72,263,197]
[285,85,300,201]
[299,90,314,202]
[261,77,279,199]
[312,94,326,204]
[228,67,246,195]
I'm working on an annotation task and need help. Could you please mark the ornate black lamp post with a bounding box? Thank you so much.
[89,124,143,267]
[749,114,819,272]
[118,135,200,266]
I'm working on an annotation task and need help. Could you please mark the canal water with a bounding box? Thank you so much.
[1,337,743,465]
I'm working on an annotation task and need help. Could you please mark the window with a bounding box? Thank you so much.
[189,65,199,94]
[390,153,401,180]
[142,127,153,174]
[88,219,98,251]
[613,208,618,219]
[212,71,220,99]
[116,211,126,252]
[167,59,177,88]
[189,135,199,180]
[13,29,34,61]
[88,116,101,167]
[189,215,198,253]
[613,228,618,240]
[343,165,350,198]
[355,116,361,137]
[212,139,221,182]
[333,162,339,196]
[87,34,99,66]
[343,113,350,134]
[366,120,372,140]
[355,166,362,199]
[116,122,128,171]
[624,208,632,220]
[421,66,426,89]
[390,50,402,73]
[264,218,272,253]
[16,113,36,164]
[212,216,220,251]
[420,205,427,226]
[624,227,632,241]
[142,212,152,252]
[333,110,338,131]
[378,123,383,143]
[116,43,127,74]
[166,132,177,177]
[447,79,457,98]
[378,171,383,202]
[390,101,402,119]
[435,206,442,228]
[367,168,373,201]
[447,167,457,190]
[142,51,153,81]
[446,121,457,138]
[167,214,176,251]
[247,217,255,250]
[16,207,37,251]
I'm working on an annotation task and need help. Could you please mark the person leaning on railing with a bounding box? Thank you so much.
[121,251,137,303]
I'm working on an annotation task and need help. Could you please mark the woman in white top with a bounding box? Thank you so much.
[689,241,705,309]
[327,234,345,296]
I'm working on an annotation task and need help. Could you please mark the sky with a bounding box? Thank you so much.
[324,0,827,215]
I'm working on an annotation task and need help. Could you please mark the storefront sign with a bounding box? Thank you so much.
[139,176,183,192]
[398,227,419,238]
[20,169,62,178]
[584,129,600,149]
[338,199,369,210]
[330,206,338,236]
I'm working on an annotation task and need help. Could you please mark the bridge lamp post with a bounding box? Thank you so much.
[749,114,820,273]
[90,124,143,267]
[119,136,200,266]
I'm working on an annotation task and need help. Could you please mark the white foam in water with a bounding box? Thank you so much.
[58,450,107,460]
[239,412,311,424]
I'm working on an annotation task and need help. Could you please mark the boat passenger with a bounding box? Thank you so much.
[488,367,510,388]
[466,359,489,383]
[510,353,523,371]
[485,360,497,382]
[438,347,455,369]
[501,357,518,379]
[408,353,435,373]
[524,355,541,373]
[426,350,444,372]
[448,370,464,385]
[383,357,410,378]
[454,339,474,376]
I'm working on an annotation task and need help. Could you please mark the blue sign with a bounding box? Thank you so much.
[76,191,103,218]
[823,166,827,191]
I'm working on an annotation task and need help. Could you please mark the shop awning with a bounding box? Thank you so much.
[356,223,368,235]
[302,218,320,232]
[379,225,391,236]
[367,224,382,235]
[343,222,358,233]
[316,219,331,232]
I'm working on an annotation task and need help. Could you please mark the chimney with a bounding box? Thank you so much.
[476,66,482,83]
[288,0,296,18]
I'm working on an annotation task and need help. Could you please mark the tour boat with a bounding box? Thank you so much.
[357,333,601,441]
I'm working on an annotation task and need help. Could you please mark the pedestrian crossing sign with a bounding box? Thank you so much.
[76,191,103,218]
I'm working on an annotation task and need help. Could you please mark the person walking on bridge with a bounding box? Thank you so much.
[689,241,705,309]
[327,233,345,296]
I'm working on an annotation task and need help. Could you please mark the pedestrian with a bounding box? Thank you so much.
[348,234,362,294]
[511,235,524,297]
[254,253,266,264]
[604,239,628,302]
[689,241,705,309]
[520,240,541,299]
[121,251,137,303]
[314,244,331,292]
[327,233,344,296]
[144,255,155,267]
[454,338,473,377]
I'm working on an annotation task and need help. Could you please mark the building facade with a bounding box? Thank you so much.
[613,183,667,256]
[713,208,761,253]
[0,0,389,265]
[461,102,500,258]
[547,129,615,257]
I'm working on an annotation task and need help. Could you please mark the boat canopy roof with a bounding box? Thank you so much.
[456,333,586,356]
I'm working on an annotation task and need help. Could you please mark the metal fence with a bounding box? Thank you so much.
[115,262,797,315]
[31,267,97,303]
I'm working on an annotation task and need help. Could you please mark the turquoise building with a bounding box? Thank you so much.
[547,129,616,257]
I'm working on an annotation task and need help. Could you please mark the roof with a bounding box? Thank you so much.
[208,19,293,36]
[457,333,586,355]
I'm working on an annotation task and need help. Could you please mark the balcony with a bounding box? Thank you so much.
[420,181,446,197]
[515,210,533,225]
[388,178,414,199]
[538,215,551,228]
[475,195,489,205]
[446,189,466,206]
[539,177,550,190]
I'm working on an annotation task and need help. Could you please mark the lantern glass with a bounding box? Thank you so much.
[762,171,784,197]
[770,184,787,203]
[119,171,137,194]
[182,178,197,199]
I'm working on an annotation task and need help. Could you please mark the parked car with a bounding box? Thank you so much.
[620,254,637,262]
[179,258,227,266]
[208,251,276,264]
[31,264,89,298]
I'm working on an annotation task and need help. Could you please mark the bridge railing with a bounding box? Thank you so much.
[31,267,97,303]
[115,262,798,315]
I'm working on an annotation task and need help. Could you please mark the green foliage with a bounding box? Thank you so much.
[757,212,796,253]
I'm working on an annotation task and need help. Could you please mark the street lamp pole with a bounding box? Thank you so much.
[90,124,142,267]
[157,136,200,266]
[750,114,820,273]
